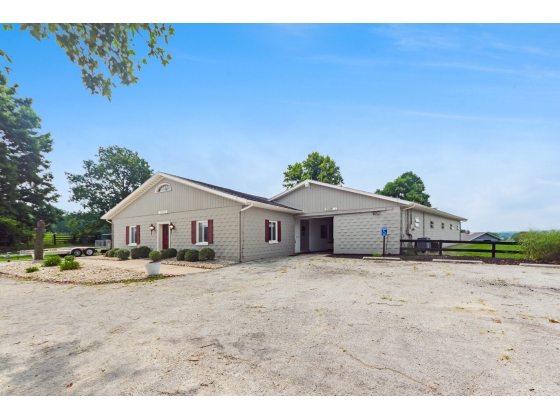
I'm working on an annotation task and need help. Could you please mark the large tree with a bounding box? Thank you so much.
[65,146,153,230]
[375,171,431,207]
[0,73,61,226]
[1,23,174,100]
[283,152,344,189]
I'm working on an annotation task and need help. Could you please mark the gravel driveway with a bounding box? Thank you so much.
[1,254,559,395]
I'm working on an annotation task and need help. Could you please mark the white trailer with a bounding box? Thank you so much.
[19,240,111,259]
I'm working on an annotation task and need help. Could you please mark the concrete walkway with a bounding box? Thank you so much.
[80,258,205,276]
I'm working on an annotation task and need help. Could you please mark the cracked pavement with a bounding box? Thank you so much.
[1,254,559,395]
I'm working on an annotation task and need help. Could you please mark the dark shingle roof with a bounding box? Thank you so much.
[163,173,301,211]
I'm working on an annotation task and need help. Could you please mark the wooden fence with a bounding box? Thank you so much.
[400,239,523,258]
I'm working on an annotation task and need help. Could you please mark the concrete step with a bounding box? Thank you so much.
[432,259,483,264]
[363,257,401,261]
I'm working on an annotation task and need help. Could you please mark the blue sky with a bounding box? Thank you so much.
[2,24,559,231]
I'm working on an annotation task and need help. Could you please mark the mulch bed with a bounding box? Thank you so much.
[326,253,559,266]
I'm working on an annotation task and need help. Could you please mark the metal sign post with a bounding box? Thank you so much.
[381,227,388,256]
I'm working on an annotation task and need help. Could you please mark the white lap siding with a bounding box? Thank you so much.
[241,207,295,262]
[403,209,461,241]
[112,205,241,261]
[333,207,401,255]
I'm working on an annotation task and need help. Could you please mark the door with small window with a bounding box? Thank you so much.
[300,220,309,252]
[162,224,169,249]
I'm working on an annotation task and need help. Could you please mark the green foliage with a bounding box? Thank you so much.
[373,253,382,257]
[117,248,130,260]
[137,246,151,258]
[0,74,62,227]
[25,266,39,273]
[1,24,174,100]
[105,249,116,257]
[167,248,177,258]
[149,250,162,262]
[65,210,111,237]
[184,249,199,262]
[64,255,75,262]
[518,230,560,262]
[42,255,62,267]
[130,247,141,259]
[59,260,80,271]
[198,248,215,261]
[160,248,174,259]
[283,152,344,189]
[177,249,190,261]
[65,146,153,229]
[375,171,431,207]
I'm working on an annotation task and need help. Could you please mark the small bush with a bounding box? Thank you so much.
[59,260,80,271]
[373,253,382,257]
[42,255,62,267]
[105,249,116,257]
[519,230,560,262]
[149,250,162,262]
[117,248,130,260]
[130,248,141,259]
[137,246,151,258]
[167,248,177,258]
[65,255,75,262]
[177,249,189,261]
[184,249,199,262]
[198,247,215,261]
[25,266,39,273]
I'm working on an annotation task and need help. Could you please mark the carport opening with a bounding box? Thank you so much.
[300,217,334,253]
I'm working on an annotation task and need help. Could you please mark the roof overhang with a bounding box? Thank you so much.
[270,180,467,222]
[102,172,302,220]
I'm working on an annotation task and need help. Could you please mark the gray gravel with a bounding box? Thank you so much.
[1,254,559,395]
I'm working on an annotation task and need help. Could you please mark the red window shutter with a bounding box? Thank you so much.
[191,221,196,244]
[265,219,270,242]
[125,226,130,245]
[136,225,140,244]
[208,219,214,244]
[278,221,281,242]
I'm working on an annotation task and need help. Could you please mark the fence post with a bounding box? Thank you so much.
[53,234,56,246]
[439,241,443,256]
[492,243,496,258]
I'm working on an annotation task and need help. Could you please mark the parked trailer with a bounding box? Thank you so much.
[19,240,111,259]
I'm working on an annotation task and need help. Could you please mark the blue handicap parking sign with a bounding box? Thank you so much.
[381,227,388,236]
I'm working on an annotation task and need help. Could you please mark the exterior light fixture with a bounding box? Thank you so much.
[149,224,155,235]
[169,222,175,233]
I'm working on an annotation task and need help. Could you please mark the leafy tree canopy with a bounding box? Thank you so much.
[375,171,432,207]
[0,73,62,226]
[283,152,344,189]
[66,146,153,222]
[1,23,174,100]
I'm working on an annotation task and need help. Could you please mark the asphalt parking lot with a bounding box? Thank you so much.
[1,254,559,395]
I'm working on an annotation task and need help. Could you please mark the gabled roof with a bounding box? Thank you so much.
[461,232,502,241]
[101,172,302,220]
[270,179,468,221]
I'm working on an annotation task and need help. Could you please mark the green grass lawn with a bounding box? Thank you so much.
[444,243,525,259]
[0,255,33,262]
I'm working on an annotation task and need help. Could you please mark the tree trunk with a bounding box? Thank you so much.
[33,220,46,260]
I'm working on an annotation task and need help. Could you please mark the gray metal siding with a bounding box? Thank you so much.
[274,183,400,214]
[116,177,239,219]
[334,207,400,255]
[112,206,242,261]
[403,209,461,241]
[241,207,295,262]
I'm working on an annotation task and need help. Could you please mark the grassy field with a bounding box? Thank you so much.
[0,255,33,262]
[444,243,525,259]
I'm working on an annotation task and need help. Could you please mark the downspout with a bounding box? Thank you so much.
[239,203,254,262]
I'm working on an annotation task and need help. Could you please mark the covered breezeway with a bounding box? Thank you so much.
[296,216,334,253]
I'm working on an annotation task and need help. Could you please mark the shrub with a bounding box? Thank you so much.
[60,260,80,271]
[149,250,162,262]
[42,255,62,267]
[519,230,560,262]
[117,248,130,260]
[167,248,177,258]
[184,249,199,262]
[177,249,189,261]
[25,266,39,273]
[130,248,141,259]
[137,246,151,258]
[373,253,382,257]
[198,247,215,261]
[65,255,75,262]
[106,249,117,257]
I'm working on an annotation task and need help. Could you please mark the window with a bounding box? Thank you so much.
[269,221,278,243]
[197,221,208,244]
[441,222,445,229]
[320,225,328,239]
[450,223,453,230]
[129,226,137,245]
[414,217,420,228]
[430,220,434,228]
[156,183,171,193]
[456,225,460,230]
